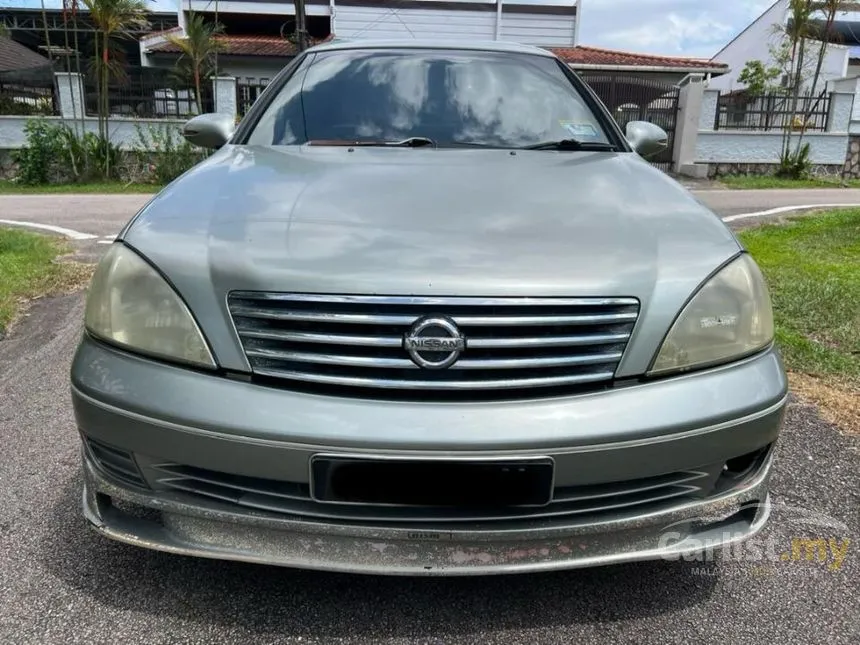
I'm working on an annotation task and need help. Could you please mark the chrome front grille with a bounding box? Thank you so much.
[228,293,639,397]
[152,462,716,525]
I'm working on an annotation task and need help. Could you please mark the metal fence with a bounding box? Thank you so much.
[0,66,59,116]
[715,91,831,131]
[237,78,270,117]
[579,72,680,171]
[84,67,213,119]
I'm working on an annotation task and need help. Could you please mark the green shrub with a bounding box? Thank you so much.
[776,143,813,179]
[134,124,207,185]
[13,119,120,184]
[14,120,65,184]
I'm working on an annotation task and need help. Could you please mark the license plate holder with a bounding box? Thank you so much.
[310,456,554,507]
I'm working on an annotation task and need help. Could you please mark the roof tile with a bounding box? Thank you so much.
[0,37,53,73]
[551,45,728,70]
[148,37,728,72]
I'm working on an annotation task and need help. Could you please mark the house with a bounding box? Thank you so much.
[709,0,858,93]
[141,0,582,84]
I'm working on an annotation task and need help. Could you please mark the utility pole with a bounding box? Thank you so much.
[295,0,308,52]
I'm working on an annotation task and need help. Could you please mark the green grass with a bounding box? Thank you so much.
[0,181,160,195]
[0,228,92,334]
[721,175,860,190]
[739,209,860,388]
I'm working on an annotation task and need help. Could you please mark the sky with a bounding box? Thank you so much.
[2,0,778,59]
[578,0,777,58]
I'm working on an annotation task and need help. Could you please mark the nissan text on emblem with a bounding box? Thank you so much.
[403,316,466,369]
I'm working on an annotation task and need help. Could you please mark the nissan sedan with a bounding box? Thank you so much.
[71,40,787,575]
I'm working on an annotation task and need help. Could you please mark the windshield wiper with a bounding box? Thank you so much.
[522,139,617,152]
[322,137,437,148]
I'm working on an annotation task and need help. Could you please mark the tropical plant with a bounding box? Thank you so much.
[737,60,783,96]
[81,0,149,176]
[776,142,812,179]
[133,123,208,184]
[166,12,224,114]
[14,119,121,185]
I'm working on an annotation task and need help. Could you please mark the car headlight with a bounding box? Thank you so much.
[649,254,774,375]
[85,244,216,368]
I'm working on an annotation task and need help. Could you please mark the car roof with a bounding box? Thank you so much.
[306,38,556,58]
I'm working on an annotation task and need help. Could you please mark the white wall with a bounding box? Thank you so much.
[499,13,576,46]
[332,4,576,45]
[219,60,286,83]
[696,131,848,164]
[0,116,186,150]
[334,6,496,41]
[694,87,855,167]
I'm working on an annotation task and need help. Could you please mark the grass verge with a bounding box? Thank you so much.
[739,209,860,432]
[0,181,160,195]
[720,175,860,190]
[0,227,93,336]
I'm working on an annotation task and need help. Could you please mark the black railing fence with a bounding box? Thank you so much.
[84,66,213,119]
[0,65,59,116]
[237,78,270,117]
[715,91,831,131]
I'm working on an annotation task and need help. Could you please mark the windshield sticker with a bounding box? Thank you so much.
[560,121,599,138]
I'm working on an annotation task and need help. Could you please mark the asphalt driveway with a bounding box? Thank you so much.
[2,186,860,242]
[0,190,858,643]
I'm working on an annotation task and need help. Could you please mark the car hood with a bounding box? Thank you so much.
[123,145,741,374]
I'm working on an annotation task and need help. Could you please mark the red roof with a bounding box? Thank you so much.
[148,34,300,57]
[148,37,728,73]
[550,45,728,71]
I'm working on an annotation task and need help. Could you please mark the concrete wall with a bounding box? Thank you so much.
[0,74,238,151]
[696,131,849,164]
[693,87,855,170]
[0,115,187,150]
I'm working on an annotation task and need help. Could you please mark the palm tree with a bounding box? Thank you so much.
[81,0,149,142]
[166,12,224,114]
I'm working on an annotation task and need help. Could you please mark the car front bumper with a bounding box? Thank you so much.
[72,335,787,575]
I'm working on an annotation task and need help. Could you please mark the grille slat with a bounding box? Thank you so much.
[246,348,624,370]
[239,330,404,347]
[229,292,640,398]
[153,462,713,524]
[233,306,638,327]
[253,368,618,390]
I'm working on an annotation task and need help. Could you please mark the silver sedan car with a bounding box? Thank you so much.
[71,40,787,575]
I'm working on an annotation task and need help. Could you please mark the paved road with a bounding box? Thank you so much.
[0,189,859,643]
[1,187,860,246]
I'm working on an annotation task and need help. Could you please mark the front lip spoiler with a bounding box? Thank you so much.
[82,452,775,576]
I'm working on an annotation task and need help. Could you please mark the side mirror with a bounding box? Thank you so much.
[625,121,669,158]
[182,113,235,149]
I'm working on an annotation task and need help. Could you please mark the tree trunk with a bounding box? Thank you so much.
[102,38,110,178]
[785,36,808,159]
[194,65,202,115]
[72,6,85,136]
[797,3,837,149]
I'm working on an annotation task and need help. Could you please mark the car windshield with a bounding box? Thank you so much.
[246,49,613,149]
